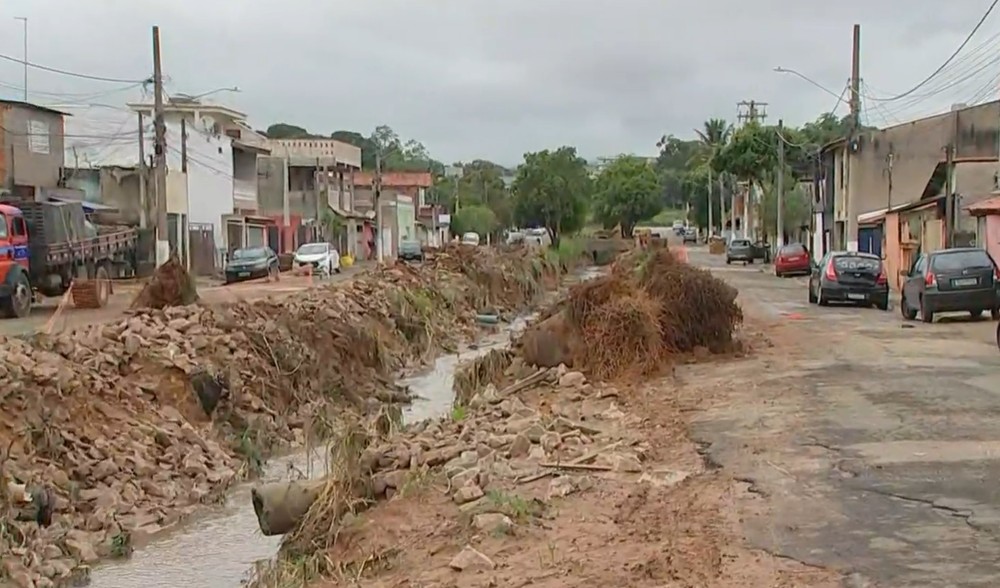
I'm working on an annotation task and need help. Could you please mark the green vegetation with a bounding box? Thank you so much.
[450,204,498,239]
[510,147,591,246]
[648,112,878,240]
[592,155,662,237]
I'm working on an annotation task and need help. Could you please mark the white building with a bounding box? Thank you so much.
[62,99,270,274]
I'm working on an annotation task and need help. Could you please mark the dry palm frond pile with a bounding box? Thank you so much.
[130,253,200,309]
[524,245,743,380]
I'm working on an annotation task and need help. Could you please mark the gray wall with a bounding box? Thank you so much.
[0,104,65,190]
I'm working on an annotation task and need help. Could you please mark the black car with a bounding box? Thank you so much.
[726,239,754,264]
[899,247,1000,323]
[809,251,889,310]
[398,239,424,262]
[224,246,279,284]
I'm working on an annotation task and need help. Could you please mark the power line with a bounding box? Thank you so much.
[0,52,149,84]
[868,0,999,102]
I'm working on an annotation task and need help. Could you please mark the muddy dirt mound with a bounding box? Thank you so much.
[0,249,556,588]
[130,254,200,310]
[522,246,742,379]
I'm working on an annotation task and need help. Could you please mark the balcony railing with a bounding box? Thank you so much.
[233,178,257,211]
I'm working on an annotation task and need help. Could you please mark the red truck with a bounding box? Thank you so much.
[0,199,138,318]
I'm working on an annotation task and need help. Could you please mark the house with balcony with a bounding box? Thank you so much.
[62,98,271,275]
[352,171,434,259]
[256,138,362,256]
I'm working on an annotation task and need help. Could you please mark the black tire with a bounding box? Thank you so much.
[875,298,889,311]
[920,297,934,323]
[971,309,984,319]
[748,259,755,265]
[996,321,1000,350]
[818,288,830,306]
[808,283,818,304]
[1,271,31,319]
[726,258,731,265]
[992,308,999,320]
[900,294,917,320]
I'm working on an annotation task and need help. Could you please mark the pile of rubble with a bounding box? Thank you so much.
[252,357,647,582]
[0,250,556,588]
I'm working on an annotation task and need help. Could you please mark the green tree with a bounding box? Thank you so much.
[264,123,316,139]
[451,204,498,238]
[759,174,812,241]
[654,134,702,209]
[592,155,662,237]
[712,123,779,186]
[511,146,591,246]
[684,165,723,230]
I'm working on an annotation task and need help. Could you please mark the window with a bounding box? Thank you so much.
[12,217,26,237]
[913,256,926,274]
[0,218,7,239]
[931,250,993,271]
[779,243,806,256]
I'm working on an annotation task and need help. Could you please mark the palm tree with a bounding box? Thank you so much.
[695,118,732,151]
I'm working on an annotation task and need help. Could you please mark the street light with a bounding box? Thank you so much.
[171,86,240,102]
[773,66,844,100]
[14,17,26,101]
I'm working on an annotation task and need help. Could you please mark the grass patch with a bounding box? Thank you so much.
[485,489,542,521]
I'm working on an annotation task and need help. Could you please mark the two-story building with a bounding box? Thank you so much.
[0,99,68,199]
[257,138,362,257]
[353,171,434,259]
[63,99,271,275]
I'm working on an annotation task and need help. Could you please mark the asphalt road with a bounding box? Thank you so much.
[683,245,1000,588]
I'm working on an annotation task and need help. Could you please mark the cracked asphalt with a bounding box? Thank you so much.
[682,246,1000,587]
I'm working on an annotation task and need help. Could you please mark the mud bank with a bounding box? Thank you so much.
[0,245,558,588]
[252,247,842,588]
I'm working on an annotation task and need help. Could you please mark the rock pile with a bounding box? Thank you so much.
[0,248,556,588]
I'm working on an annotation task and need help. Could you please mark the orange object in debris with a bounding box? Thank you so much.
[674,246,688,263]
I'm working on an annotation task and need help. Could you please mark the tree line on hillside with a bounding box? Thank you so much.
[264,111,866,246]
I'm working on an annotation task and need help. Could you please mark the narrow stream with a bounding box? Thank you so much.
[88,267,601,587]
[88,315,534,587]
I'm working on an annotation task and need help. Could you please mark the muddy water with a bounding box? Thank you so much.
[88,318,535,587]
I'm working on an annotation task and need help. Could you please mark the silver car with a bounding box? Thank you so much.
[726,239,754,265]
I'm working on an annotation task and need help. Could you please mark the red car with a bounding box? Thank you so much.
[774,243,812,277]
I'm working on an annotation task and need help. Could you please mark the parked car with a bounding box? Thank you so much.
[683,227,698,244]
[774,243,811,277]
[726,239,754,264]
[899,247,1000,323]
[809,250,889,310]
[461,232,481,246]
[672,220,685,236]
[225,246,280,284]
[398,239,424,262]
[293,242,340,276]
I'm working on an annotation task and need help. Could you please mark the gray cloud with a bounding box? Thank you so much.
[0,0,995,164]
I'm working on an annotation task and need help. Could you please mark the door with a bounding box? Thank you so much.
[188,223,217,276]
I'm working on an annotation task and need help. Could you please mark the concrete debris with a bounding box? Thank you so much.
[0,244,557,585]
[448,545,496,571]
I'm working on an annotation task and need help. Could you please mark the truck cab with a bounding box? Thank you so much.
[0,204,32,317]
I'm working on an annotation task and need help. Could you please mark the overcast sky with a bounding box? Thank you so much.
[0,0,995,165]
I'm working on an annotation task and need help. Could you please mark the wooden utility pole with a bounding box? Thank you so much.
[736,101,768,127]
[151,26,168,265]
[776,119,785,248]
[137,112,147,229]
[374,149,383,263]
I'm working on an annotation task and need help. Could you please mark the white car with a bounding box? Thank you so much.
[461,232,481,246]
[294,242,340,276]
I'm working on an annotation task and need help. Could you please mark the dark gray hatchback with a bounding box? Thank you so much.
[900,247,1000,323]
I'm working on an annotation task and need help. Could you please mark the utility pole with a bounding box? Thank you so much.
[374,149,383,264]
[776,119,785,248]
[14,17,27,101]
[707,166,713,237]
[137,113,147,230]
[151,26,169,265]
[180,117,188,173]
[849,24,862,132]
[945,144,956,247]
[844,23,862,251]
[736,100,768,127]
